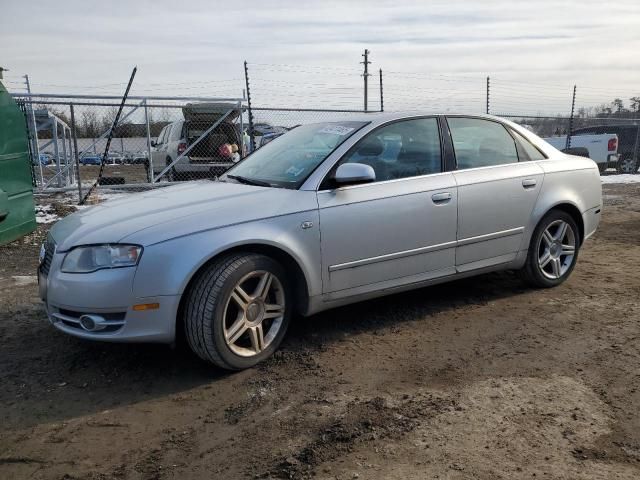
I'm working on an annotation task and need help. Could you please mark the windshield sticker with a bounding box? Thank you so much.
[286,166,305,177]
[318,125,355,136]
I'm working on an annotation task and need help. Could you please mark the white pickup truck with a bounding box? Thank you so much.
[543,133,619,173]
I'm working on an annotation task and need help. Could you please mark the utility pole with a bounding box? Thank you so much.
[24,74,42,185]
[361,49,371,112]
[566,85,577,149]
[486,76,490,114]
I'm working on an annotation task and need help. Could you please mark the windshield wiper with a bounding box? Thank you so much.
[226,174,272,187]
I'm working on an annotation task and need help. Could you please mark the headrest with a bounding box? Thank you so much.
[356,137,384,157]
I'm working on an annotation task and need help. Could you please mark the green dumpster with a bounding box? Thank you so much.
[0,81,36,245]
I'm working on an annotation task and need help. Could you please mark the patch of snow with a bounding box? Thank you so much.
[601,174,640,184]
[35,204,59,224]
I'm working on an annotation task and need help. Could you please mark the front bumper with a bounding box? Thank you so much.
[40,251,178,343]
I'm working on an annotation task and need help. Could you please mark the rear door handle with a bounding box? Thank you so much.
[0,212,8,223]
[431,192,452,204]
[522,179,537,189]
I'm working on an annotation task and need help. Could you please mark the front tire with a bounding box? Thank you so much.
[520,210,580,288]
[184,253,292,370]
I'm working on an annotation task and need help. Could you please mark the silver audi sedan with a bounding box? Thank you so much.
[39,113,602,370]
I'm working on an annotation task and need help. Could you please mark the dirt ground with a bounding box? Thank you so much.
[1,183,639,480]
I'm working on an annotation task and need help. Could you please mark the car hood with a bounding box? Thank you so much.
[50,181,318,251]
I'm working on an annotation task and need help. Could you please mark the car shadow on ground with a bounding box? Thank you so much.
[1,270,530,430]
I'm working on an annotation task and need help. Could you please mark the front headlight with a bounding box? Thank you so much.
[61,244,143,273]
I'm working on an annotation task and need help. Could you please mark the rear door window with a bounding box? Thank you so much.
[447,117,519,169]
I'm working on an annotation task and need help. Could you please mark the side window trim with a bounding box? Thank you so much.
[319,116,444,189]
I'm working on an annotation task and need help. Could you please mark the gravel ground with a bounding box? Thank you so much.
[1,183,639,479]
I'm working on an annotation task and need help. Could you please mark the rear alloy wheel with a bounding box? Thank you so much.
[184,254,292,370]
[520,211,579,288]
[617,155,638,174]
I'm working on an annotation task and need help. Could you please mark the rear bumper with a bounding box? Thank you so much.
[582,205,601,242]
[174,161,234,173]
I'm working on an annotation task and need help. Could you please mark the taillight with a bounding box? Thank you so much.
[177,142,187,156]
[608,138,617,152]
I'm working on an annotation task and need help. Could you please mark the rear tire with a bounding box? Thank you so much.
[183,253,292,370]
[519,210,580,288]
[617,155,638,174]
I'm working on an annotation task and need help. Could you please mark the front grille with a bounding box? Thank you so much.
[40,236,55,276]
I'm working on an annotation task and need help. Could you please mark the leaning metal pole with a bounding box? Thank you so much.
[80,66,137,205]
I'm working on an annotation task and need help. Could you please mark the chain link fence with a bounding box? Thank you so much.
[12,74,640,204]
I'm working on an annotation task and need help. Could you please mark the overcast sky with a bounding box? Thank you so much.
[2,0,639,114]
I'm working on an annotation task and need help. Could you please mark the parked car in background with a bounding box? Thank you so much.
[129,150,149,165]
[570,124,640,174]
[103,152,125,165]
[151,103,241,181]
[34,153,51,166]
[543,133,618,173]
[80,154,102,165]
[40,113,601,370]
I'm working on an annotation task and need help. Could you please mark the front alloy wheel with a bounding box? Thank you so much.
[223,271,286,357]
[184,253,292,370]
[520,210,580,288]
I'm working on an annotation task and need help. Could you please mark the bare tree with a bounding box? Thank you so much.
[612,98,625,113]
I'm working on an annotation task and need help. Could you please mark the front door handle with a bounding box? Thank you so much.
[522,179,537,189]
[0,211,8,223]
[431,192,452,204]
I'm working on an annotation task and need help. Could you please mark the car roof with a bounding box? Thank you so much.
[322,112,510,127]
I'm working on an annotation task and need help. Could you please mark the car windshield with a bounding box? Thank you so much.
[222,121,368,189]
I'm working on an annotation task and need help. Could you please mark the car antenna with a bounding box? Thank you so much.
[79,66,137,205]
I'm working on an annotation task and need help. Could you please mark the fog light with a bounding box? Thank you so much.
[79,314,106,332]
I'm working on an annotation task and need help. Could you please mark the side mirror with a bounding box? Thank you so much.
[150,140,157,147]
[334,163,376,186]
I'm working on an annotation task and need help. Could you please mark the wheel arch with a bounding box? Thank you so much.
[543,202,585,245]
[175,242,311,341]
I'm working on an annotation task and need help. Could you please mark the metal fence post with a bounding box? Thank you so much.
[61,122,69,185]
[144,98,154,182]
[379,69,384,112]
[70,103,83,200]
[244,60,255,152]
[566,85,577,149]
[52,119,62,187]
[361,49,370,112]
[486,76,490,114]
